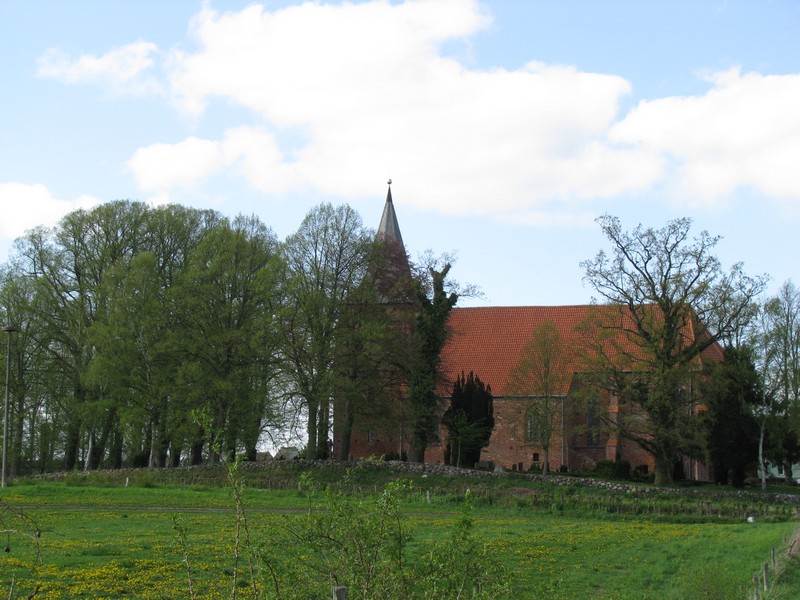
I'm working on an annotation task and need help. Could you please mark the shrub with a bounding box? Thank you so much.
[613,459,631,480]
[258,472,511,599]
[594,459,631,480]
[594,460,616,479]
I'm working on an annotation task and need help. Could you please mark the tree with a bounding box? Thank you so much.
[10,201,151,470]
[406,264,458,463]
[581,215,767,485]
[441,371,493,468]
[760,281,800,483]
[506,320,573,475]
[170,215,283,464]
[333,259,409,461]
[280,203,375,459]
[700,346,760,487]
[0,268,37,476]
[3,201,288,474]
[86,252,167,468]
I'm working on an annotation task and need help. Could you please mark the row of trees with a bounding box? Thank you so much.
[0,200,461,476]
[1,200,795,487]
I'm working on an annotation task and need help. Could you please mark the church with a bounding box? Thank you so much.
[335,184,719,480]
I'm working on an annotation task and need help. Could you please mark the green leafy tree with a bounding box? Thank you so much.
[170,215,283,464]
[4,201,227,473]
[140,203,222,466]
[442,371,494,468]
[280,203,374,459]
[11,201,150,470]
[581,215,766,485]
[333,265,408,461]
[761,281,800,482]
[700,345,761,487]
[0,268,35,476]
[86,252,172,468]
[406,264,458,463]
[506,320,573,475]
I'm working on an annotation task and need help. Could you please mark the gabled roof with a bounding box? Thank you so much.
[440,305,594,397]
[439,305,724,397]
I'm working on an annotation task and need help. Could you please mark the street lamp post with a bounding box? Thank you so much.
[2,325,19,488]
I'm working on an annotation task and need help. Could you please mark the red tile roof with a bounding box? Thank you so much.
[439,305,723,397]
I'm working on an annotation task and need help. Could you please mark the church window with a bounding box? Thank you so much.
[586,400,601,447]
[525,410,545,445]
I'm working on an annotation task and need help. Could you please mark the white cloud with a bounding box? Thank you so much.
[127,129,303,194]
[610,68,800,205]
[0,183,102,239]
[127,0,635,214]
[56,1,797,218]
[222,127,305,193]
[144,193,172,208]
[128,137,227,191]
[37,41,160,93]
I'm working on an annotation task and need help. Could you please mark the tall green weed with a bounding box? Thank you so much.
[256,471,510,599]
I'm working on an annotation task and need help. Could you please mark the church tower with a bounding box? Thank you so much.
[333,182,416,461]
[374,180,413,302]
[377,179,405,248]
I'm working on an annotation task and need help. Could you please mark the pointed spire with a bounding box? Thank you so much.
[377,179,405,247]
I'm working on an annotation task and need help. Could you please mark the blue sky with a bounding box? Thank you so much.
[1,0,798,307]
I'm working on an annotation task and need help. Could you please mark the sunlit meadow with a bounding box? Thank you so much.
[2,480,796,599]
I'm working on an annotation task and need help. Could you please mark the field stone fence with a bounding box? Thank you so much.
[25,457,800,515]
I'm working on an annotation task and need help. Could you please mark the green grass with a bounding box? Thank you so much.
[2,466,799,599]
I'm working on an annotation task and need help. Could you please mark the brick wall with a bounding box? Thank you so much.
[340,390,659,477]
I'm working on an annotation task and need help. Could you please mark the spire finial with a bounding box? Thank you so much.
[387,178,392,186]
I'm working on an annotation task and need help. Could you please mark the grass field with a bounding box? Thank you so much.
[1,466,799,599]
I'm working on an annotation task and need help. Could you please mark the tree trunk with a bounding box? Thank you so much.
[338,395,354,461]
[110,426,123,469]
[169,444,182,468]
[783,462,793,485]
[653,458,675,486]
[84,432,94,472]
[39,421,53,474]
[190,428,205,466]
[12,394,24,477]
[317,399,330,459]
[306,400,318,459]
[758,421,767,492]
[88,410,116,469]
[542,447,550,476]
[148,420,159,468]
[63,417,81,471]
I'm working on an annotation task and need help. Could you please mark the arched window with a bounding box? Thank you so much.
[586,401,601,447]
[525,410,545,445]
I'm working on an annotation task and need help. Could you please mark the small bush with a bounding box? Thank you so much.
[594,459,631,480]
[594,460,616,479]
[613,459,631,480]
